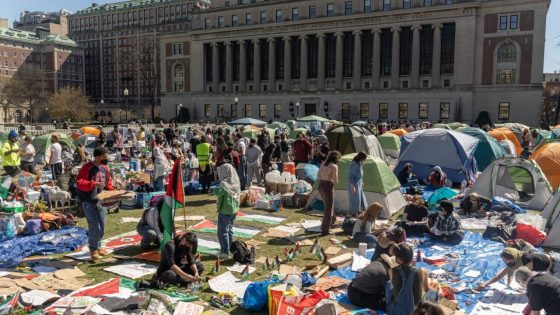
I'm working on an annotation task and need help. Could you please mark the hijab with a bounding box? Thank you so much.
[217,163,241,198]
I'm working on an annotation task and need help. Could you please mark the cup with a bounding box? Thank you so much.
[358,243,367,256]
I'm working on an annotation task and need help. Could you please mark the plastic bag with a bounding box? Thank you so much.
[275,290,329,315]
[516,222,546,246]
[300,272,317,288]
[243,278,280,311]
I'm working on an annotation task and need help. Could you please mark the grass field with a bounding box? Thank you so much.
[71,193,357,314]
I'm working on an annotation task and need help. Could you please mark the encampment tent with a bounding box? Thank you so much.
[395,129,479,184]
[305,153,407,218]
[542,190,560,248]
[378,133,401,159]
[32,133,75,164]
[387,129,408,137]
[466,158,553,211]
[531,141,560,190]
[228,118,267,127]
[325,125,386,160]
[459,127,506,171]
[489,128,522,155]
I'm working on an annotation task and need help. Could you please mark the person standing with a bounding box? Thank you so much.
[74,143,88,165]
[293,133,312,165]
[318,151,341,235]
[215,164,241,259]
[20,136,36,174]
[153,134,171,192]
[234,133,247,189]
[49,134,63,180]
[196,136,213,194]
[76,147,114,261]
[348,152,368,218]
[246,138,263,188]
[1,130,22,177]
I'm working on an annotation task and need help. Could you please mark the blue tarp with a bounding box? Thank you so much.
[0,227,88,269]
[330,232,509,314]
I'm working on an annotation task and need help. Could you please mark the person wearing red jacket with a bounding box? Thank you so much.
[293,133,313,165]
[77,147,114,261]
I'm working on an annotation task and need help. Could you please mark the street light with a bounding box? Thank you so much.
[324,102,329,119]
[123,88,129,124]
[176,103,183,122]
[296,102,300,117]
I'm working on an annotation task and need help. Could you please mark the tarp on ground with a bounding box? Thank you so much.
[0,227,88,269]
[459,127,507,171]
[530,141,560,190]
[396,129,479,184]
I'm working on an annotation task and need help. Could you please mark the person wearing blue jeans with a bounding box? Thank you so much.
[352,203,384,249]
[153,134,171,192]
[154,176,165,192]
[214,164,241,259]
[76,147,114,261]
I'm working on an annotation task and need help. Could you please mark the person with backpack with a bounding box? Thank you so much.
[76,147,114,262]
[156,232,204,287]
[215,163,241,259]
[137,201,164,250]
[387,244,424,315]
[348,254,397,311]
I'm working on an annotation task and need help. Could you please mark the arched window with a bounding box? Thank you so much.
[496,43,518,85]
[174,63,184,93]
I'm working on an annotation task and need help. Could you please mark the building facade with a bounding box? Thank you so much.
[13,10,71,36]
[0,27,84,123]
[68,0,210,121]
[160,0,549,126]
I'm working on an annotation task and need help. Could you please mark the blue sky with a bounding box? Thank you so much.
[2,0,560,72]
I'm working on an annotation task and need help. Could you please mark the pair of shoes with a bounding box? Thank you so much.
[321,231,333,236]
[90,250,100,262]
[98,248,109,256]
[218,253,230,260]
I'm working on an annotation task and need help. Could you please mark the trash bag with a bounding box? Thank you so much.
[243,278,280,311]
[516,222,546,246]
[482,224,515,243]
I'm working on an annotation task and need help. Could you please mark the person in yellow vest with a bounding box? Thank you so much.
[1,130,22,177]
[196,136,214,194]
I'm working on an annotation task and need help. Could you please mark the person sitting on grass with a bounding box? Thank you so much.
[429,200,464,245]
[348,254,397,311]
[155,232,204,287]
[387,243,424,314]
[352,202,383,249]
[371,227,407,262]
[215,163,241,260]
[427,166,447,188]
[401,195,429,236]
[515,266,560,315]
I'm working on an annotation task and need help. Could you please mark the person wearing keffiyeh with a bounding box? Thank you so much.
[215,163,241,259]
[429,200,464,245]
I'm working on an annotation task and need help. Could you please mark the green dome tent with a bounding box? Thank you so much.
[32,133,75,164]
[325,125,386,160]
[297,115,330,122]
[306,153,406,219]
[378,133,401,159]
[459,127,506,171]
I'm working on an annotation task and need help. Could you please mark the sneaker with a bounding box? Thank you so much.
[90,250,100,262]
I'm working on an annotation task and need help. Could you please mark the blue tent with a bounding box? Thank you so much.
[459,127,506,171]
[396,129,479,184]
[427,187,458,209]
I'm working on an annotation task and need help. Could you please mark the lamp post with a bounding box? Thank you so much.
[234,97,238,119]
[324,102,329,119]
[123,88,129,124]
[296,102,300,117]
[99,100,104,123]
[176,103,183,122]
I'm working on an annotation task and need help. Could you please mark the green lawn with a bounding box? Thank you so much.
[72,193,356,314]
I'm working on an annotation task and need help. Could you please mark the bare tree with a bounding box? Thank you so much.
[47,87,93,122]
[138,34,158,122]
[3,64,47,123]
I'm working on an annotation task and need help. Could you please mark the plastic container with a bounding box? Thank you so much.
[0,212,16,242]
[283,162,296,176]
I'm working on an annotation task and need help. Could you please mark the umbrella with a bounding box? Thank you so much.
[427,187,458,209]
[228,118,267,127]
[297,115,330,122]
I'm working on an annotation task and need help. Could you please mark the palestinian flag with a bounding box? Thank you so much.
[160,159,185,251]
[0,293,19,315]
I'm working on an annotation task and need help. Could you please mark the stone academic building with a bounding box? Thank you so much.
[160,0,548,125]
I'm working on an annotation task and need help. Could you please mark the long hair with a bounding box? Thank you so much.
[324,150,341,166]
[174,232,198,260]
[216,136,227,153]
[358,202,383,232]
[352,152,368,164]
[413,302,444,315]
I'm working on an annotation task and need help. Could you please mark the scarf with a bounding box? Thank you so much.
[217,163,241,198]
[503,247,524,282]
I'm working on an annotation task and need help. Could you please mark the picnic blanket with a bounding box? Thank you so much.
[190,220,261,238]
[0,227,88,269]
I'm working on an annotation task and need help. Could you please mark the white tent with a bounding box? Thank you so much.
[467,158,553,211]
[542,190,560,248]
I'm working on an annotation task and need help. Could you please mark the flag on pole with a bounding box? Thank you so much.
[160,159,185,251]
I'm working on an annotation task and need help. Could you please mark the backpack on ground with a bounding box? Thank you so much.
[230,240,252,264]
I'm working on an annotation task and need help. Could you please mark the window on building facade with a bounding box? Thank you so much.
[341,103,351,120]
[219,44,226,81]
[403,0,412,9]
[275,39,284,80]
[498,102,510,120]
[343,32,353,77]
[218,104,224,117]
[274,104,282,118]
[419,102,429,119]
[327,3,335,17]
[261,40,269,80]
[496,43,517,85]
[245,104,252,117]
[400,27,412,75]
[246,41,254,81]
[345,1,353,15]
[205,44,213,82]
[309,6,317,18]
[291,37,301,79]
[204,104,211,117]
[218,16,224,28]
[276,9,283,22]
[383,0,391,11]
[420,25,434,75]
[440,102,450,119]
[380,29,392,76]
[399,103,408,119]
[204,18,211,29]
[259,104,267,118]
[231,103,238,117]
[362,32,373,76]
[424,0,432,6]
[246,13,253,24]
[364,0,372,13]
[260,11,267,23]
[499,16,508,30]
[289,8,298,20]
[360,103,369,118]
[440,23,455,74]
[326,34,336,78]
[510,15,518,29]
[308,36,318,78]
[445,0,454,4]
[232,15,238,26]
[172,43,183,55]
[379,103,388,119]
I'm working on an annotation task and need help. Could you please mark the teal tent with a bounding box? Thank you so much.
[459,127,506,171]
[427,187,458,209]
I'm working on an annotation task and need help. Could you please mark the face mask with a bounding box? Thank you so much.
[100,159,108,165]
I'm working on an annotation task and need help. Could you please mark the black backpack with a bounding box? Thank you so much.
[230,240,252,264]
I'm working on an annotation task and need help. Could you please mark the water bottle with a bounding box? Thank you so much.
[416,249,422,262]
[460,180,467,191]
[250,246,256,264]
[286,274,302,291]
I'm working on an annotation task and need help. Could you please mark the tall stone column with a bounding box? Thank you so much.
[391,27,401,89]
[239,40,247,92]
[225,41,233,92]
[267,37,276,92]
[317,33,326,90]
[253,39,261,92]
[432,24,442,88]
[372,29,381,89]
[300,35,308,91]
[411,25,421,88]
[212,42,219,92]
[352,30,362,89]
[283,36,291,91]
[335,32,344,90]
